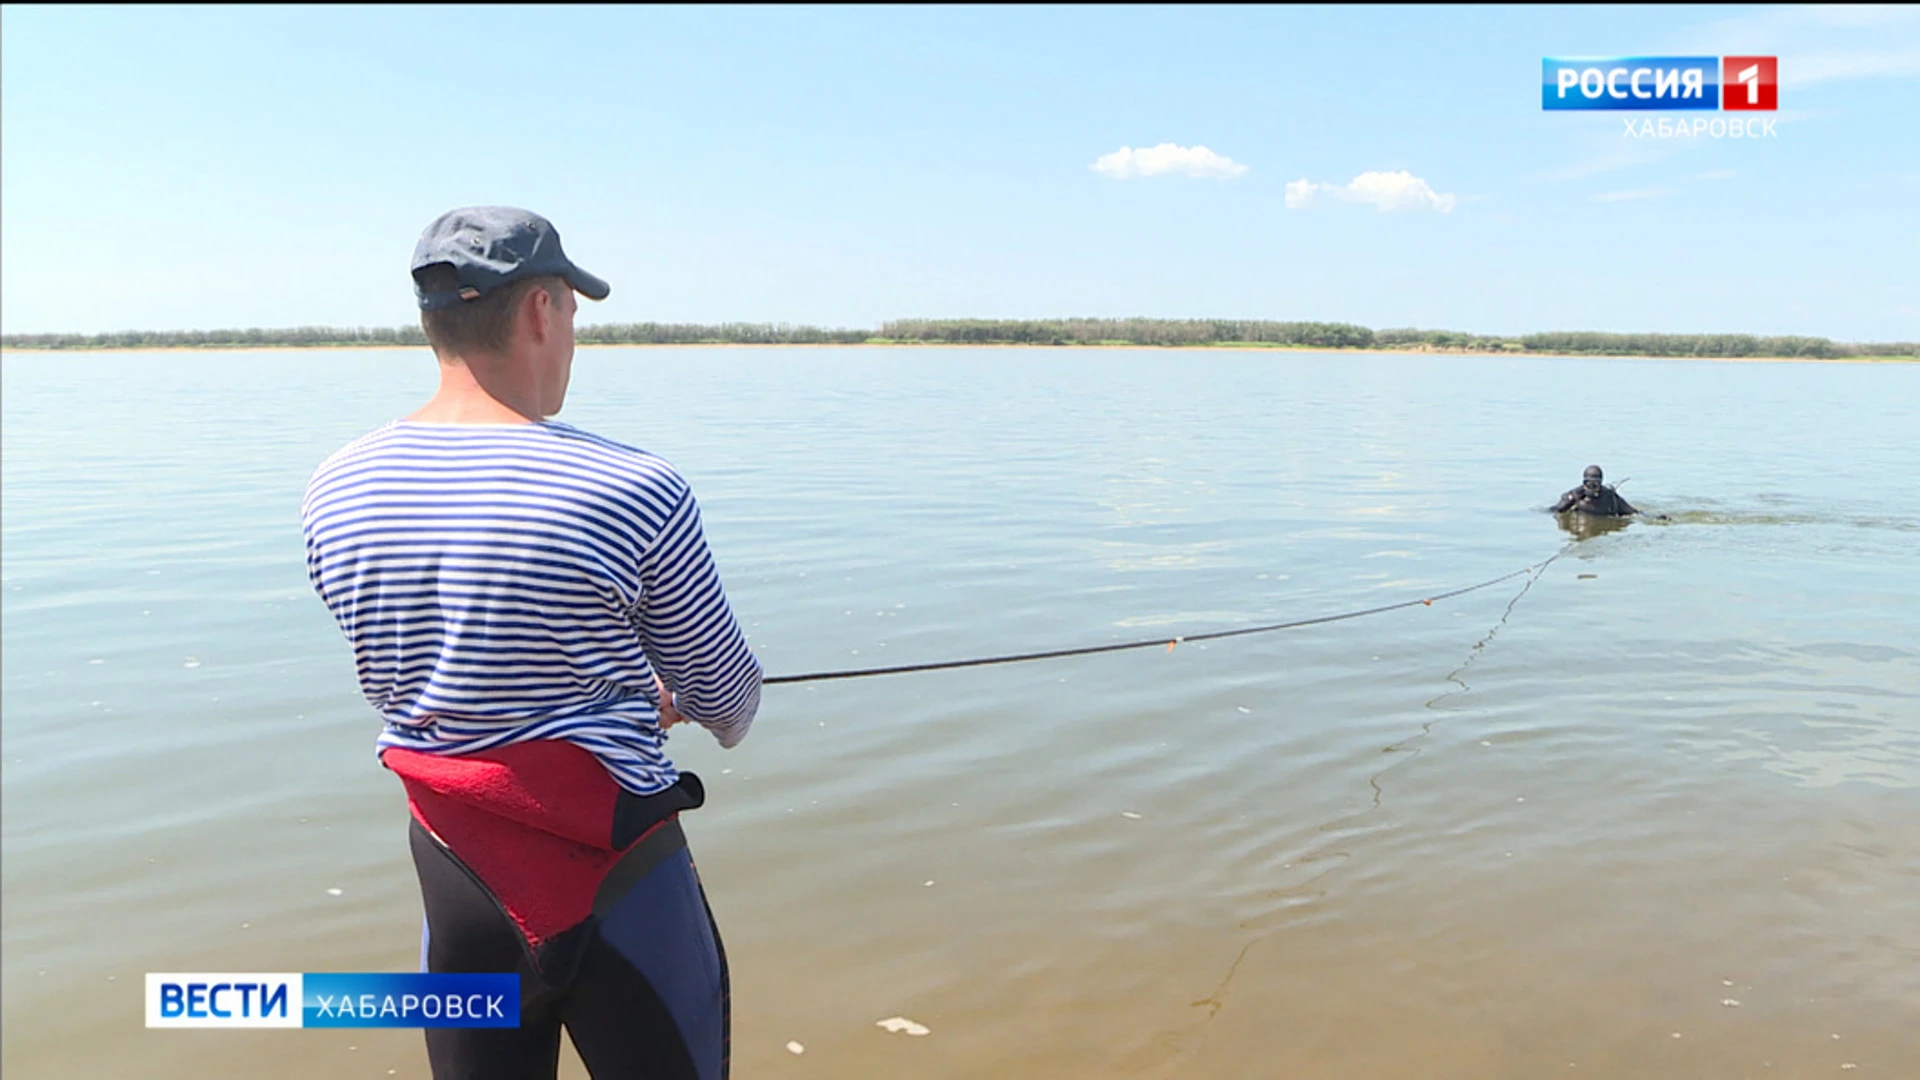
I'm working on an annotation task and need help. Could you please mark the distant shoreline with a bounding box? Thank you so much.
[6,319,1914,362]
[4,340,1912,363]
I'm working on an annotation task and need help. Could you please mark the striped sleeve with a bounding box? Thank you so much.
[638,488,763,748]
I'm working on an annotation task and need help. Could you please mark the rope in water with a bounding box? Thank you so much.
[763,554,1559,685]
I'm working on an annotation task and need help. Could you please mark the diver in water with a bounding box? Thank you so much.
[1553,465,1640,517]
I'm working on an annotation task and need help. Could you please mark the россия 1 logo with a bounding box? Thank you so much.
[1542,57,1778,111]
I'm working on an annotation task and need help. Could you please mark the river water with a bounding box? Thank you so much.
[3,346,1917,1078]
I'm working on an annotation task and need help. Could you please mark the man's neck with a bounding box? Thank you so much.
[408,357,540,423]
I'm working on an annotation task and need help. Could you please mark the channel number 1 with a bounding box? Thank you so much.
[1737,64,1762,105]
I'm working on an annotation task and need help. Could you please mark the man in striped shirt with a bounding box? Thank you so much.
[302,207,761,1080]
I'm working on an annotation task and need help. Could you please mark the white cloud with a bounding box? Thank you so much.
[1091,143,1248,180]
[1284,170,1457,213]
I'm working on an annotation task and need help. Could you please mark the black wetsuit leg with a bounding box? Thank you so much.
[563,846,729,1080]
[409,820,564,1079]
[409,819,730,1080]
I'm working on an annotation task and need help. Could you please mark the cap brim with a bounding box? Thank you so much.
[565,265,610,301]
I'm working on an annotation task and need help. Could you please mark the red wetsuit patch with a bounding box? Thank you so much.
[384,741,672,948]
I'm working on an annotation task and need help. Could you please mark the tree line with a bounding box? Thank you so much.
[578,322,871,345]
[5,320,1914,359]
[0,325,429,349]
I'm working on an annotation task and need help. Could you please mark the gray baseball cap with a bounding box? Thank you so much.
[410,206,610,310]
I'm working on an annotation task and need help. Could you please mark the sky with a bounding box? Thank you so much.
[2,4,1916,340]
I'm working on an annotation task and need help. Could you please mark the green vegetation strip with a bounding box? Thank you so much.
[4,319,1914,359]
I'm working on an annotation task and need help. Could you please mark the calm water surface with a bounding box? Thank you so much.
[4,347,1918,1078]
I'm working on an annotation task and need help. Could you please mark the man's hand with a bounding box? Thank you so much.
[655,674,686,730]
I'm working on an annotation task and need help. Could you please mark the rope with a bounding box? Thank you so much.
[763,555,1558,685]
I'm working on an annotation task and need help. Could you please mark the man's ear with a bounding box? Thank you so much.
[524,283,555,343]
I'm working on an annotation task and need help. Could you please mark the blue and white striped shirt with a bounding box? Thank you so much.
[301,421,761,795]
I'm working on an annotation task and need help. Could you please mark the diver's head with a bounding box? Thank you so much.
[1583,465,1604,492]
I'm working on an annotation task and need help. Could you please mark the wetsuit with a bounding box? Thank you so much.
[395,741,726,1080]
[302,421,761,1080]
[1552,484,1638,517]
